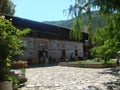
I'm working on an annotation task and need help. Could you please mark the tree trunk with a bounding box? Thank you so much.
[104,58,107,64]
[104,55,108,64]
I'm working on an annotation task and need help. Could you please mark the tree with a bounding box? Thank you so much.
[68,0,97,40]
[68,0,120,62]
[91,12,120,63]
[93,0,120,14]
[68,0,120,39]
[0,16,30,81]
[0,0,15,15]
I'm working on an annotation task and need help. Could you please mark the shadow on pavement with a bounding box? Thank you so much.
[104,79,120,90]
[99,67,120,77]
[99,67,120,90]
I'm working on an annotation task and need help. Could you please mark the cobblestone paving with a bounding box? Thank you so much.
[20,66,120,90]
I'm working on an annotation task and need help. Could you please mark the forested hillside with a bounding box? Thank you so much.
[43,19,73,28]
[43,11,105,29]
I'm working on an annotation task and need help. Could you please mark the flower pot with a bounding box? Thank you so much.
[0,81,12,90]
[13,83,18,90]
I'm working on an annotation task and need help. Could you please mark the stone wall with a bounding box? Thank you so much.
[20,37,84,64]
[59,62,119,68]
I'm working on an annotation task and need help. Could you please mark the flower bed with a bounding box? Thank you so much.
[59,62,119,68]
[11,60,28,68]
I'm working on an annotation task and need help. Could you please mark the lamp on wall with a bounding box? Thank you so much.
[10,18,12,21]
[1,15,12,21]
[1,15,5,19]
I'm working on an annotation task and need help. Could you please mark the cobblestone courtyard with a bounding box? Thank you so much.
[20,66,120,90]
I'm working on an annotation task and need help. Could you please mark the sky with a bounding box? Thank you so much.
[12,0,74,22]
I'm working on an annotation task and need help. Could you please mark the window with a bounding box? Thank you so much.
[62,50,66,57]
[75,50,78,56]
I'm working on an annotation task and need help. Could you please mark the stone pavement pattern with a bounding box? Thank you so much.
[20,66,120,90]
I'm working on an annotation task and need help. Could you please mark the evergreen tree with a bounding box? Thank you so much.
[0,0,15,15]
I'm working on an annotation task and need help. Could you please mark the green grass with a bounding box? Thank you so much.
[68,59,116,65]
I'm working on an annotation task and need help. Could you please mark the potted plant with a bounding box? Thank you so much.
[0,15,30,90]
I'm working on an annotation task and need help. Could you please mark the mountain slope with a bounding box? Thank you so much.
[43,11,106,29]
[43,19,73,28]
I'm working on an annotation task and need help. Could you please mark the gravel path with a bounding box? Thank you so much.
[20,66,120,90]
